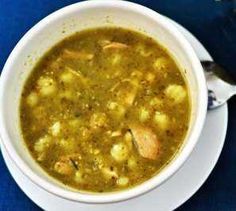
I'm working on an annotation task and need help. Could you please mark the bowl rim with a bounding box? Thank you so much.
[0,0,207,204]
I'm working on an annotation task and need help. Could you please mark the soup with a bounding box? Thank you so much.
[20,27,190,192]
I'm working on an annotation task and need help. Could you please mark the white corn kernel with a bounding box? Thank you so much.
[34,135,51,153]
[165,84,186,104]
[50,121,61,136]
[110,143,129,162]
[37,76,56,96]
[153,111,169,130]
[150,97,162,107]
[60,71,74,83]
[128,157,137,169]
[74,171,84,183]
[139,107,150,122]
[26,92,38,107]
[153,57,170,71]
[102,167,118,179]
[145,72,155,83]
[117,177,129,186]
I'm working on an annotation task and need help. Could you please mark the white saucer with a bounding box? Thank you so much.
[1,17,228,211]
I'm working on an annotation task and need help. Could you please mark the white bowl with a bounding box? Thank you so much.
[0,0,207,204]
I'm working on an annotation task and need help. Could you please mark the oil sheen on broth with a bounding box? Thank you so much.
[20,27,190,192]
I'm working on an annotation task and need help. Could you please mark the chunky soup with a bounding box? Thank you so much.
[20,27,190,192]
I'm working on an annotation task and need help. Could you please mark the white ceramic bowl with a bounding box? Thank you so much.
[0,0,207,204]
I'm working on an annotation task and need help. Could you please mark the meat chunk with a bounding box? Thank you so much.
[62,49,94,60]
[54,159,74,176]
[54,154,80,175]
[102,42,128,50]
[64,66,89,86]
[129,124,160,160]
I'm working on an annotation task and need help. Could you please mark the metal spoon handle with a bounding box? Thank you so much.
[201,61,236,110]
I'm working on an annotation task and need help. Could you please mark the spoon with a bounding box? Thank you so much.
[201,61,236,109]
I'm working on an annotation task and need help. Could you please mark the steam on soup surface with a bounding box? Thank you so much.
[20,27,190,192]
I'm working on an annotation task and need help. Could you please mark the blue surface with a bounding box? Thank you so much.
[0,0,236,210]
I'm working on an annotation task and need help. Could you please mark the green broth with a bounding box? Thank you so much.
[20,27,190,192]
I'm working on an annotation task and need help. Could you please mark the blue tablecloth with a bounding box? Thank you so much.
[0,0,236,210]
